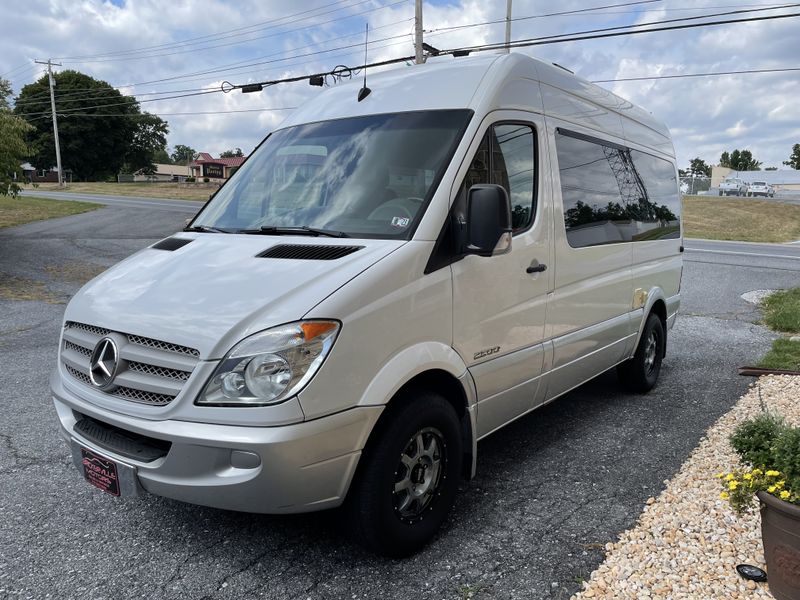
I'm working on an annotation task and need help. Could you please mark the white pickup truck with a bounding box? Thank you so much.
[719,178,747,196]
[747,181,775,197]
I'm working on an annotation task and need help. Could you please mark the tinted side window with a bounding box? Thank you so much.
[556,132,680,248]
[456,123,537,233]
[493,125,536,231]
[630,150,681,241]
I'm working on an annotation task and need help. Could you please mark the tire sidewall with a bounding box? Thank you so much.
[352,393,462,556]
[641,314,665,388]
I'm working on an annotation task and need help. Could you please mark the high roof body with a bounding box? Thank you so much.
[278,53,674,158]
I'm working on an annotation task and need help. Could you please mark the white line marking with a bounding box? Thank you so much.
[685,248,800,260]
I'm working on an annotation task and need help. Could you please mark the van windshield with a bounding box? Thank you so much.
[191,110,472,239]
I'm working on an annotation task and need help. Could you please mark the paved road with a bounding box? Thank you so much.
[0,206,793,600]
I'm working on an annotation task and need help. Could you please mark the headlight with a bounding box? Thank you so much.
[197,320,340,406]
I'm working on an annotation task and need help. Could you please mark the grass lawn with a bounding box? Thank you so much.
[0,195,100,229]
[756,287,800,371]
[682,195,800,243]
[24,181,214,201]
[763,288,800,332]
[758,339,800,371]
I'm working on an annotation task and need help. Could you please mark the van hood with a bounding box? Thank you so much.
[64,233,403,359]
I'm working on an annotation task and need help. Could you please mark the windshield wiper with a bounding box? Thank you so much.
[183,225,230,233]
[239,225,350,238]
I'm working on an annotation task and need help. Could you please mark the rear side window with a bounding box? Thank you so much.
[555,131,680,248]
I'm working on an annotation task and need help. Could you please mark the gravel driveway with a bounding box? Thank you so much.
[0,206,792,600]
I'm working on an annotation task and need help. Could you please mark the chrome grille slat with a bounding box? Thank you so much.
[61,322,200,407]
[127,334,199,358]
[64,340,92,358]
[128,361,191,381]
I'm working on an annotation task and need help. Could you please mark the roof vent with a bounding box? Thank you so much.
[152,237,192,251]
[257,244,364,261]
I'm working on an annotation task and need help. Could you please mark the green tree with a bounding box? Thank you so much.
[123,112,169,173]
[688,157,711,177]
[0,78,13,110]
[14,70,166,180]
[784,144,800,170]
[719,149,761,171]
[0,109,33,196]
[152,147,172,164]
[220,147,243,158]
[171,144,197,165]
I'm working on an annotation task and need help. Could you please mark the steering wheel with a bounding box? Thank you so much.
[367,197,424,222]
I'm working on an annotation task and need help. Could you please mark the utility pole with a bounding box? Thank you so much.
[34,59,64,187]
[503,0,513,53]
[414,0,423,64]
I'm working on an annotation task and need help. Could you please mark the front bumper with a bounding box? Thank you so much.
[52,370,383,513]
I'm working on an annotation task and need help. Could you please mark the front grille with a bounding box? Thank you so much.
[111,386,176,406]
[128,361,191,381]
[127,334,200,358]
[61,321,199,407]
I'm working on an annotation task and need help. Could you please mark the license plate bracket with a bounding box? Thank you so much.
[80,447,120,496]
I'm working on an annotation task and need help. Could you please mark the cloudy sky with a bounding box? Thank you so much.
[1,0,798,170]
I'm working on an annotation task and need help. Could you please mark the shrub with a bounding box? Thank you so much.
[185,177,195,183]
[203,177,210,183]
[730,413,786,467]
[773,428,800,492]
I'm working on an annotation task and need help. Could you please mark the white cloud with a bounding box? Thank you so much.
[1,0,798,168]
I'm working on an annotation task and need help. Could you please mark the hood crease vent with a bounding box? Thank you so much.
[152,237,193,251]
[257,244,364,260]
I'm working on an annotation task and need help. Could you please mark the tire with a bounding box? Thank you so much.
[718,191,723,196]
[617,313,665,393]
[345,391,462,557]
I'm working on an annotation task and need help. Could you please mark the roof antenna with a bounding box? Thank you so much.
[358,23,371,102]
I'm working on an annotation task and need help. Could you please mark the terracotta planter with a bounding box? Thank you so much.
[758,490,800,599]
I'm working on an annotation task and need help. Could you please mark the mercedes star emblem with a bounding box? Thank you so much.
[89,337,119,389]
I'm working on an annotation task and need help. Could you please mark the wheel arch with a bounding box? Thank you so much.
[634,288,668,354]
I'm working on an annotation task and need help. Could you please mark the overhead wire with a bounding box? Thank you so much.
[57,0,410,64]
[54,0,379,60]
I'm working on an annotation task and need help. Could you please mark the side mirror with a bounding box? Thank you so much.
[465,184,512,256]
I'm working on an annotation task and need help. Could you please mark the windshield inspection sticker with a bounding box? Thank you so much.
[391,216,411,228]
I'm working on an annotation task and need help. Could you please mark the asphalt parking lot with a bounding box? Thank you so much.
[1,201,798,600]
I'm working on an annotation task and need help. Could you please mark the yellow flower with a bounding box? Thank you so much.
[777,481,786,489]
[720,492,730,500]
[716,472,726,479]
[753,469,763,476]
[780,490,791,500]
[726,473,735,481]
[729,481,740,491]
[766,470,781,477]
[743,473,753,481]
[768,485,778,493]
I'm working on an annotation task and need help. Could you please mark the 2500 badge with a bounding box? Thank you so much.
[473,346,500,360]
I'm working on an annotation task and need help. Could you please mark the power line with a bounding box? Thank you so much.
[592,66,800,82]
[424,0,663,34]
[444,9,800,54]
[24,106,298,123]
[230,10,800,91]
[54,0,376,61]
[436,2,800,51]
[17,89,223,118]
[58,0,410,64]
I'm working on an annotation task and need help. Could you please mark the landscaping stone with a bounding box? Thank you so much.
[571,375,800,600]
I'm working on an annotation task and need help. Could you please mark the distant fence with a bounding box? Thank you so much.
[680,176,711,196]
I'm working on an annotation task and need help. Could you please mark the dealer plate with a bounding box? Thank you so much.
[80,447,120,496]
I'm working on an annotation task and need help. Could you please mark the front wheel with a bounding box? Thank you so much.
[345,391,463,557]
[617,313,665,393]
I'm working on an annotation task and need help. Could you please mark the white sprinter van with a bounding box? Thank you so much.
[52,53,682,557]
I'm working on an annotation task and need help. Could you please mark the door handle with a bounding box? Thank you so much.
[526,262,547,274]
